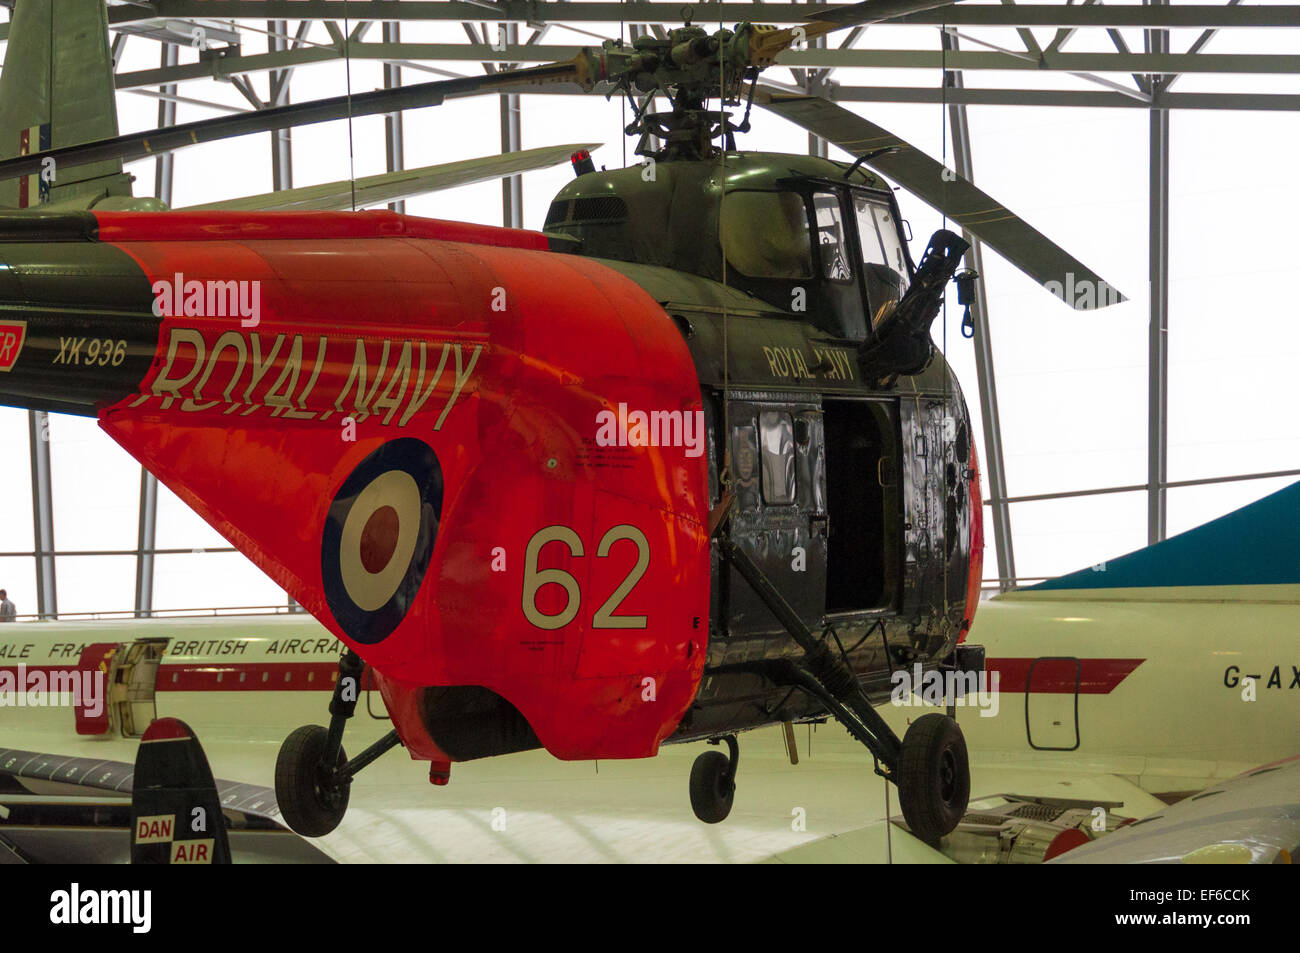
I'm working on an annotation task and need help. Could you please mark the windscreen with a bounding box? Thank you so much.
[812,191,852,281]
[853,193,910,293]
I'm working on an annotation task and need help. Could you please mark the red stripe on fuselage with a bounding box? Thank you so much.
[0,661,378,693]
[155,661,379,692]
[987,657,1145,694]
[0,664,78,678]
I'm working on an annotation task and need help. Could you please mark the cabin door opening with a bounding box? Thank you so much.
[112,638,168,737]
[823,399,901,613]
[1026,657,1081,751]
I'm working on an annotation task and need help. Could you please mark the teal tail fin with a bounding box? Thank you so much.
[1025,481,1300,592]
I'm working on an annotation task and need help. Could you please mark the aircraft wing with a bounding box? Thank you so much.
[1050,756,1300,864]
[180,143,599,213]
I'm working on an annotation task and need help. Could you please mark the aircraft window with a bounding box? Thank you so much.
[853,194,909,290]
[720,191,813,279]
[731,423,761,511]
[759,411,797,505]
[811,192,852,282]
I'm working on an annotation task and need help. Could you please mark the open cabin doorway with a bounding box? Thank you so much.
[823,399,902,614]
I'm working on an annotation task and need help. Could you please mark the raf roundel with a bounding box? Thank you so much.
[321,439,443,644]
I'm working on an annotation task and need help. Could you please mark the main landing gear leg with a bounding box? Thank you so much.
[274,649,403,837]
[718,539,970,845]
[689,735,739,823]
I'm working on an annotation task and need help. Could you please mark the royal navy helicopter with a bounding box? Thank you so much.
[0,1,1122,845]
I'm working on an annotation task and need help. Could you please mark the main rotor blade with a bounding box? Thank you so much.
[0,58,586,184]
[183,143,600,213]
[750,0,962,64]
[806,0,963,29]
[755,88,1125,310]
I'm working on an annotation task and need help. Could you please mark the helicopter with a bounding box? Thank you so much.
[0,1,1124,845]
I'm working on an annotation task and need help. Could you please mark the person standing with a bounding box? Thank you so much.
[0,589,14,622]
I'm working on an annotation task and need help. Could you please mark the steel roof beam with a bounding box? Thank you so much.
[1001,0,1043,58]
[8,3,1300,41]
[70,2,1300,31]
[1163,0,1243,93]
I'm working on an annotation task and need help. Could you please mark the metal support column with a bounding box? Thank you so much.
[153,43,178,202]
[135,41,178,617]
[134,470,158,618]
[383,14,405,213]
[28,412,56,619]
[1146,0,1170,544]
[269,19,293,191]
[500,22,522,228]
[943,30,1016,589]
[806,0,828,157]
[279,18,298,611]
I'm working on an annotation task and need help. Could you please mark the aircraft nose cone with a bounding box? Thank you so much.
[0,211,158,415]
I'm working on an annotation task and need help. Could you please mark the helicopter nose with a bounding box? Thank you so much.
[0,212,159,416]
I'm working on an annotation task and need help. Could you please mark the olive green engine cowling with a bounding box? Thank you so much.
[543,152,897,344]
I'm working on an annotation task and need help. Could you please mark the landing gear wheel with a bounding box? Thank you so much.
[275,725,350,837]
[689,750,735,824]
[896,713,970,844]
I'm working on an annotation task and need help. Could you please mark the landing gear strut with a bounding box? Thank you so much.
[718,539,971,844]
[274,649,402,837]
[689,735,738,823]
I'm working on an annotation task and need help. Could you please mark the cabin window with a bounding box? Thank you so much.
[720,191,813,279]
[811,192,852,282]
[759,411,797,505]
[853,194,909,291]
[731,423,761,510]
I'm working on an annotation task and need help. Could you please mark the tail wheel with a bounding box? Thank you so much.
[689,750,736,824]
[275,725,350,838]
[896,713,970,844]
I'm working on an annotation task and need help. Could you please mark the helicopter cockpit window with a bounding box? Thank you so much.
[811,192,852,282]
[759,411,797,505]
[720,191,813,279]
[853,194,909,291]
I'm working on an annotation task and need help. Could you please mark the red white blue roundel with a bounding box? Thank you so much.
[321,439,443,645]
